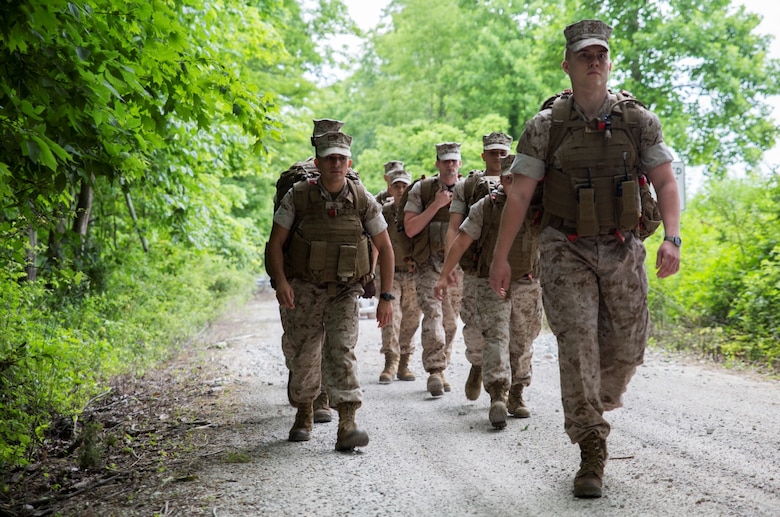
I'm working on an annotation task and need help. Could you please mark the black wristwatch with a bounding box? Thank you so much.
[663,235,682,247]
[379,292,395,301]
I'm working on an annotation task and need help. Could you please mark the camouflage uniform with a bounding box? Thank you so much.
[460,195,543,396]
[274,178,387,407]
[450,174,501,366]
[404,182,462,374]
[380,201,421,357]
[511,92,674,444]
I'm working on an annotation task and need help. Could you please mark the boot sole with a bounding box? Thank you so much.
[427,377,444,397]
[335,432,369,451]
[489,402,507,429]
[288,429,311,442]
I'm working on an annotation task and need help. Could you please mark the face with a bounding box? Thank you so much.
[315,153,352,182]
[435,158,461,186]
[482,148,509,173]
[389,181,408,201]
[562,45,612,89]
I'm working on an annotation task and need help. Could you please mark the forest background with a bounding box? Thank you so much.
[1,0,779,470]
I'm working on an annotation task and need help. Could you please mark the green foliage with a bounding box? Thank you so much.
[648,174,780,369]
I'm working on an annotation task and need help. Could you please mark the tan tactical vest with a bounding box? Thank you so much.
[284,178,371,286]
[542,93,644,236]
[458,171,499,272]
[409,177,452,264]
[477,189,539,281]
[383,201,415,271]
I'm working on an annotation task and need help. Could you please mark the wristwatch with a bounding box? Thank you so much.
[663,235,682,247]
[379,292,395,301]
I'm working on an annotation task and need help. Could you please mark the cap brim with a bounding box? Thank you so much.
[484,144,510,152]
[391,178,411,185]
[438,153,461,161]
[318,147,351,158]
[570,38,609,52]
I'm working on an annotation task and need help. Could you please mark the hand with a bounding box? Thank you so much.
[434,185,453,209]
[376,299,392,328]
[433,277,448,300]
[655,241,680,278]
[489,259,511,298]
[446,267,459,286]
[275,280,295,309]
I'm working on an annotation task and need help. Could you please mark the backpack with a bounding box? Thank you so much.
[273,158,361,213]
[394,176,425,266]
[538,89,660,240]
[459,170,500,272]
[395,175,450,264]
[266,159,366,288]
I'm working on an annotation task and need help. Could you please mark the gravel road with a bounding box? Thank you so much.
[138,293,780,516]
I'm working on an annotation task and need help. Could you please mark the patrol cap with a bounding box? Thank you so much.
[311,118,345,145]
[388,168,412,185]
[313,131,352,158]
[436,142,461,161]
[564,19,612,52]
[383,160,405,178]
[499,154,516,177]
[483,132,513,152]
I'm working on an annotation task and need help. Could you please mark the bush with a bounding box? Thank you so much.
[0,246,254,468]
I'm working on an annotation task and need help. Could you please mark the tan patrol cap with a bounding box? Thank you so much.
[483,132,513,152]
[564,19,612,52]
[383,160,405,178]
[313,131,352,158]
[436,142,461,161]
[311,118,345,145]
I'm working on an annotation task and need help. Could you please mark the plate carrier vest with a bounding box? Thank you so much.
[541,91,647,237]
[477,188,540,281]
[284,178,372,286]
[383,201,415,272]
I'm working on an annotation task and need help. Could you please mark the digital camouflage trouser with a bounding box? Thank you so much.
[539,227,648,444]
[283,279,363,407]
[380,270,421,356]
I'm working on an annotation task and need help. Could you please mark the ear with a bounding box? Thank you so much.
[348,158,353,168]
[562,59,570,75]
[314,157,320,168]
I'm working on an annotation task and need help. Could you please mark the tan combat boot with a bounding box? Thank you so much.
[313,391,332,423]
[441,370,451,392]
[288,401,313,442]
[573,433,608,498]
[335,401,369,451]
[427,370,444,397]
[464,364,482,401]
[396,353,416,381]
[486,382,508,430]
[379,353,399,384]
[507,384,530,418]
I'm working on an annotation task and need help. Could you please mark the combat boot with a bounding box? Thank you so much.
[507,384,530,418]
[288,401,313,442]
[379,353,399,384]
[441,370,451,392]
[427,370,444,397]
[464,364,482,401]
[486,382,508,430]
[573,433,608,498]
[396,353,416,381]
[313,391,332,423]
[335,401,369,451]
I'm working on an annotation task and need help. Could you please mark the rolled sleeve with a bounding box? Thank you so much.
[272,190,296,229]
[459,197,485,241]
[509,153,545,181]
[403,182,424,213]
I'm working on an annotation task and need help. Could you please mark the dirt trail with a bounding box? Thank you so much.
[9,293,780,516]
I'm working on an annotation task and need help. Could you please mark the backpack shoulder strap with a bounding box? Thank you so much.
[546,93,575,166]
